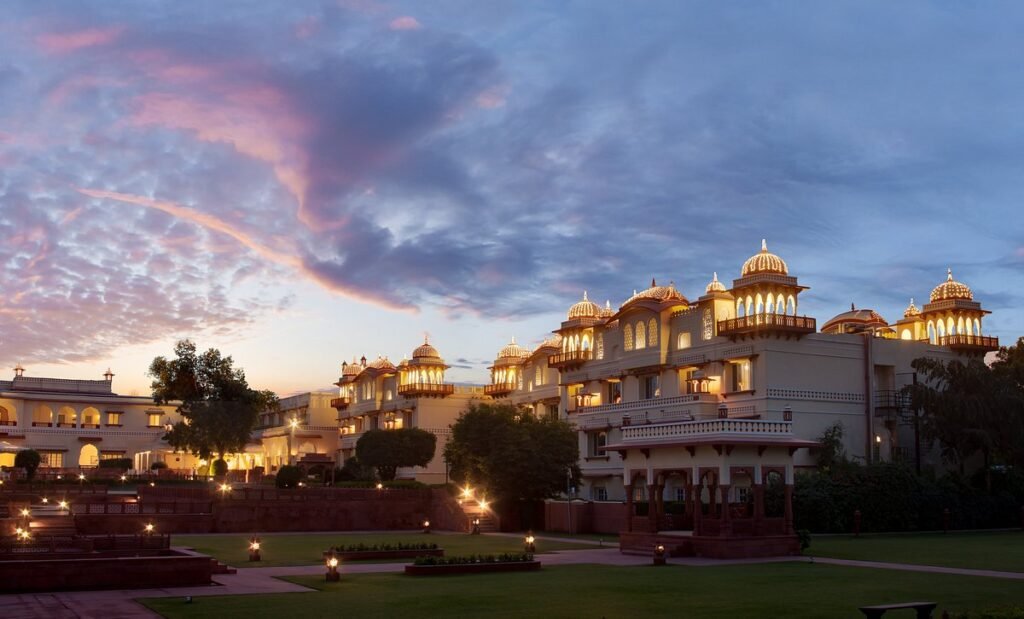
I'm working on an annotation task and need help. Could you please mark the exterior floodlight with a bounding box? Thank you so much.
[423,519,431,534]
[144,523,155,535]
[471,517,481,535]
[524,532,536,553]
[376,482,383,490]
[248,536,262,562]
[654,544,666,566]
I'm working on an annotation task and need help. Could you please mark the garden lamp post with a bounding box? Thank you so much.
[288,418,299,466]
[524,532,536,554]
[653,544,666,566]
[325,549,340,582]
[248,536,261,562]
[471,517,480,535]
[423,519,431,534]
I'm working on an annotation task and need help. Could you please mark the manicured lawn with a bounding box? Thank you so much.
[141,562,1024,618]
[811,530,1024,572]
[173,532,591,568]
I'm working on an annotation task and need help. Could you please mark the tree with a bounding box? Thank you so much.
[150,340,278,470]
[14,449,41,481]
[815,422,846,473]
[275,465,302,488]
[444,402,580,504]
[355,428,436,481]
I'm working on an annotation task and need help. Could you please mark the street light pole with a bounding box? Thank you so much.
[288,418,299,467]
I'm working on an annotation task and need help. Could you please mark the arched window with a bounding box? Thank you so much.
[946,317,955,337]
[677,332,692,349]
[535,366,542,385]
[901,329,912,341]
[596,333,604,359]
[736,299,745,317]
[746,296,754,316]
[787,295,796,315]
[635,321,646,350]
[755,294,764,314]
[647,318,657,347]
[0,406,9,424]
[702,308,713,340]
[766,293,774,314]
[623,324,634,351]
[776,296,785,314]
[81,407,100,427]
[58,406,76,427]
[973,318,981,336]
[927,321,936,343]
[937,320,946,338]
[581,334,591,351]
[33,405,52,426]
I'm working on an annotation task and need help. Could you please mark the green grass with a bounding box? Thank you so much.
[173,532,591,568]
[140,562,1024,618]
[811,531,1024,572]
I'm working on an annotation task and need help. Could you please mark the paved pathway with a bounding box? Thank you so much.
[4,537,1022,618]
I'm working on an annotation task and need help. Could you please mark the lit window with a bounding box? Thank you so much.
[635,321,646,350]
[729,360,752,392]
[623,325,633,351]
[589,431,607,457]
[702,308,714,340]
[596,333,604,359]
[648,319,657,347]
[535,366,542,386]
[591,486,608,501]
[677,332,691,350]
[643,375,660,399]
[106,412,122,426]
[147,413,162,428]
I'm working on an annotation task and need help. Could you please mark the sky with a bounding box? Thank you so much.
[1,1,1023,397]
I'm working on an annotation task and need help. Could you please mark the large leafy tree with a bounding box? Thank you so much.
[150,340,277,467]
[355,428,437,481]
[909,350,1023,482]
[444,402,580,503]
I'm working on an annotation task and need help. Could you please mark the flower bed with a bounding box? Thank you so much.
[324,542,443,561]
[404,553,540,576]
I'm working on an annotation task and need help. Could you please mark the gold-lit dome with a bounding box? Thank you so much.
[622,279,687,307]
[412,336,440,359]
[741,239,789,276]
[600,300,614,318]
[535,334,562,352]
[367,356,396,371]
[567,291,601,319]
[904,298,920,318]
[930,269,973,302]
[498,337,529,359]
[705,272,727,294]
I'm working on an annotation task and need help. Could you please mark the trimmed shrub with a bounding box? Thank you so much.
[98,458,132,470]
[212,459,229,477]
[275,465,302,488]
[14,449,42,480]
[413,553,533,566]
[150,460,168,470]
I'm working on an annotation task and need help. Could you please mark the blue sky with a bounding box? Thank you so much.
[1,1,1022,395]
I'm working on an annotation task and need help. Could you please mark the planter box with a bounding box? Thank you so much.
[324,548,444,561]
[405,561,541,576]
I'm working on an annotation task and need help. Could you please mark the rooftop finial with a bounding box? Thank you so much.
[510,336,516,344]
[713,272,719,282]
[761,238,768,251]
[605,300,611,309]
[651,277,657,287]
[947,267,953,281]
[582,290,588,301]
[851,303,855,311]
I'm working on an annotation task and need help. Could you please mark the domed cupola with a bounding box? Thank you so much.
[903,298,920,318]
[497,337,529,361]
[930,269,973,302]
[821,303,890,335]
[412,336,441,360]
[741,239,789,276]
[365,356,396,373]
[705,272,727,294]
[567,291,601,320]
[486,338,529,397]
[919,268,996,352]
[600,300,614,318]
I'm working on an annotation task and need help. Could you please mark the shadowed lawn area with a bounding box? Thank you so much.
[810,531,1024,572]
[173,532,591,568]
[141,562,1024,618]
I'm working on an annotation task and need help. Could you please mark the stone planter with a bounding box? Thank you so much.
[404,560,541,576]
[324,548,444,561]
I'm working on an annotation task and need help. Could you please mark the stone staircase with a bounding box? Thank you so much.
[210,558,237,575]
[460,503,499,533]
[29,513,78,538]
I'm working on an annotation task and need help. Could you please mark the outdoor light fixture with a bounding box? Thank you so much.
[120,475,127,482]
[20,508,30,517]
[78,473,86,481]
[325,549,340,582]
[150,481,156,487]
[144,523,155,535]
[422,519,431,534]
[653,544,666,566]
[478,499,489,511]
[248,536,262,562]
[220,483,231,494]
[289,418,300,429]
[376,482,383,490]
[41,497,48,504]
[524,532,536,553]
[471,517,480,535]
[462,486,473,499]
[875,434,882,444]
[58,500,69,511]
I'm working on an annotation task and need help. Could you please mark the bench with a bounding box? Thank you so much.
[859,602,937,618]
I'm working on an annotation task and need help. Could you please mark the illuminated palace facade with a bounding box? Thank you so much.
[483,241,998,505]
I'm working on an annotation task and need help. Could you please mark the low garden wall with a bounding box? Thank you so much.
[0,551,212,593]
[544,500,626,535]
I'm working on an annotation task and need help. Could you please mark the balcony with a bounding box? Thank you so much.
[547,350,593,370]
[717,313,816,340]
[397,382,455,398]
[940,334,999,353]
[330,396,351,409]
[620,418,802,446]
[484,382,517,397]
[874,390,910,411]
[0,420,16,426]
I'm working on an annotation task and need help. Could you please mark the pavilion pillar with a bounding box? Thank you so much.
[647,484,658,532]
[684,483,694,528]
[784,484,794,534]
[692,484,703,536]
[625,479,634,533]
[752,483,765,535]
[719,485,732,537]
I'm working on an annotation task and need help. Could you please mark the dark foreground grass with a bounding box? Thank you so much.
[141,562,1024,619]
[173,532,590,568]
[811,530,1024,572]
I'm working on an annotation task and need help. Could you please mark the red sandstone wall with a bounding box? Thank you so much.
[544,501,626,534]
[0,553,212,593]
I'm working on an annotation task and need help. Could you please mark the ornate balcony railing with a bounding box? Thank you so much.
[547,350,593,369]
[330,396,351,409]
[484,382,517,397]
[718,313,816,338]
[939,334,999,353]
[397,382,455,397]
[622,418,793,443]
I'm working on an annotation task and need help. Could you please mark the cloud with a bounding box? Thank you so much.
[36,26,123,54]
[389,16,421,31]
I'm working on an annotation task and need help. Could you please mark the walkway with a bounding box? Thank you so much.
[3,538,1023,618]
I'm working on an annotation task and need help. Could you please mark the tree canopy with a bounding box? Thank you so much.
[14,449,41,480]
[909,337,1024,478]
[443,402,580,504]
[355,428,437,481]
[150,340,277,465]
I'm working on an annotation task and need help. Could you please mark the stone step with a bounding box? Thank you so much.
[210,559,236,575]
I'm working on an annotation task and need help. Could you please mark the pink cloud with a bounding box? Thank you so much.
[475,86,507,109]
[36,27,124,54]
[389,16,422,31]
